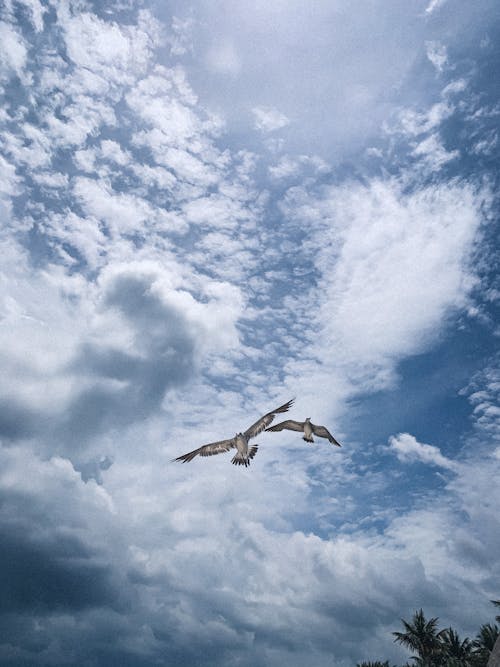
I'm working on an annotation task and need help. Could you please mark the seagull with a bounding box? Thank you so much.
[173,398,294,467]
[265,417,342,447]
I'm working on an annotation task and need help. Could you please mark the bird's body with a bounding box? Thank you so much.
[303,419,314,443]
[231,432,259,466]
[173,398,294,467]
[266,417,341,447]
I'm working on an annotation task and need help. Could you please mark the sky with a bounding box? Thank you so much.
[0,1,499,665]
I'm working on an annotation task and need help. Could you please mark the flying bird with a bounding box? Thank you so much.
[266,417,342,447]
[173,398,294,467]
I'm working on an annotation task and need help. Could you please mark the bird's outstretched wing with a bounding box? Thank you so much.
[173,438,236,463]
[244,398,294,439]
[312,424,342,447]
[265,419,304,433]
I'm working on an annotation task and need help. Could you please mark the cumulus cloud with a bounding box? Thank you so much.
[0,22,28,80]
[0,236,243,461]
[59,8,159,84]
[56,265,201,445]
[389,432,458,471]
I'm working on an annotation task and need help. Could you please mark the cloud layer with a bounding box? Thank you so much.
[0,1,499,665]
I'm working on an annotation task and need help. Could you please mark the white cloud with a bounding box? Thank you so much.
[1,126,51,168]
[0,22,28,81]
[389,432,458,471]
[59,9,160,85]
[268,154,329,180]
[124,65,229,190]
[44,99,117,148]
[73,177,188,238]
[97,260,244,355]
[366,146,384,159]
[130,162,178,191]
[426,41,448,72]
[74,177,152,235]
[398,102,453,137]
[280,178,487,406]
[42,211,107,268]
[466,362,500,443]
[126,68,200,144]
[0,243,91,417]
[412,133,459,170]
[31,171,69,188]
[472,132,498,156]
[0,154,20,213]
[252,106,290,133]
[442,79,468,96]
[0,445,115,515]
[99,139,130,166]
[268,155,301,179]
[182,193,253,229]
[425,0,448,14]
[21,0,46,31]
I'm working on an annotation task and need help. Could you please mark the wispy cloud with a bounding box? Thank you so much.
[279,176,487,412]
[426,41,449,72]
[425,0,448,14]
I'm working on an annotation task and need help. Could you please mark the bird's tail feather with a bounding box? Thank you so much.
[303,435,314,443]
[231,445,258,467]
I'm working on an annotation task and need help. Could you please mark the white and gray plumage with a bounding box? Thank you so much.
[173,398,294,467]
[265,417,342,447]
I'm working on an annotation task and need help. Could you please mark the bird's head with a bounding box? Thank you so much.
[306,417,311,422]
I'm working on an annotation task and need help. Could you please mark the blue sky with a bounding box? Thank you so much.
[0,1,499,665]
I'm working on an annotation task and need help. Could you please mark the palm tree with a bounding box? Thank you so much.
[439,627,474,666]
[393,609,446,666]
[471,623,499,665]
